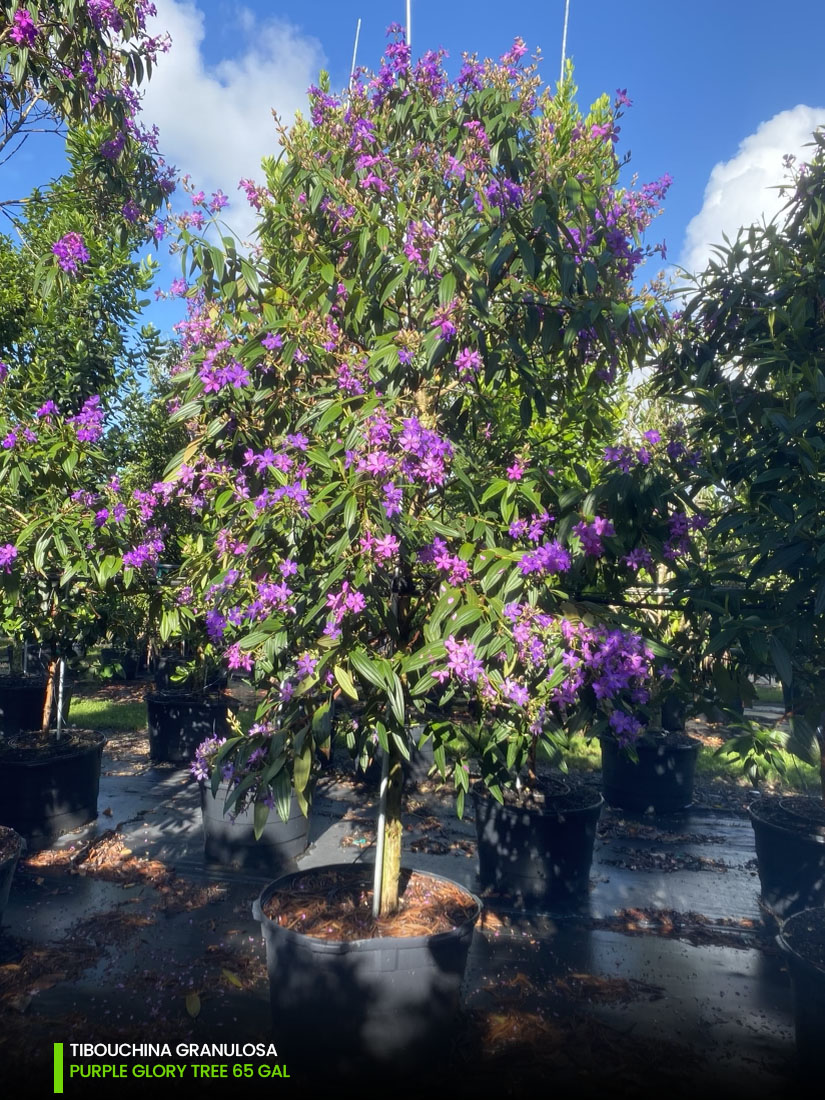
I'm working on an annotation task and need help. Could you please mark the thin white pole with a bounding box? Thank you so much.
[56,657,65,737]
[372,748,390,918]
[406,0,411,52]
[560,0,570,85]
[350,17,361,80]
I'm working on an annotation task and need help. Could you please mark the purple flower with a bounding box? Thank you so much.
[122,538,162,570]
[438,636,484,684]
[121,200,141,223]
[52,232,90,274]
[69,395,104,442]
[296,653,318,679]
[519,541,571,577]
[0,544,18,572]
[382,482,403,518]
[262,332,283,351]
[623,547,653,573]
[0,362,8,382]
[100,131,126,159]
[9,9,38,46]
[225,643,253,672]
[455,347,482,375]
[35,400,58,418]
[574,517,615,558]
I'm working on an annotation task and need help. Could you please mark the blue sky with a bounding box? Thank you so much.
[7,1,825,336]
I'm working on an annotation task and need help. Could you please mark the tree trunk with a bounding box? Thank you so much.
[41,659,57,734]
[378,746,404,916]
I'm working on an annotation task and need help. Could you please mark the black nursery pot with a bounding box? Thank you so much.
[473,785,603,905]
[200,782,310,871]
[0,731,105,850]
[0,676,46,737]
[146,691,238,766]
[600,734,700,813]
[777,907,825,1081]
[99,647,139,681]
[0,826,25,926]
[252,864,481,1070]
[749,796,825,921]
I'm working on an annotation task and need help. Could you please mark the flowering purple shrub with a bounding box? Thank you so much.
[0,397,165,672]
[1,2,173,228]
[163,34,682,912]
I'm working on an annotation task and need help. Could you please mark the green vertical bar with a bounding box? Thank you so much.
[53,1043,64,1094]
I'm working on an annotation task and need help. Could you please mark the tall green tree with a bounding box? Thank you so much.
[656,130,825,796]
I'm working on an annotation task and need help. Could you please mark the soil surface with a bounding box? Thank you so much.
[750,791,825,833]
[0,729,104,763]
[781,907,825,972]
[262,865,479,939]
[476,773,601,812]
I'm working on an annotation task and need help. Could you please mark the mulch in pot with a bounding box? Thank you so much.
[782,906,825,971]
[262,864,478,940]
[479,772,599,812]
[750,793,825,834]
[0,729,104,763]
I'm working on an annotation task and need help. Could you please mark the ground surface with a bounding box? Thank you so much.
[0,681,812,1098]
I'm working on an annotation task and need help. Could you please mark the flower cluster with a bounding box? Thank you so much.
[52,232,90,274]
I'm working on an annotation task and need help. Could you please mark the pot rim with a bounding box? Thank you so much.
[147,689,237,707]
[777,907,825,979]
[253,862,481,953]
[748,800,825,845]
[0,728,106,767]
[471,785,604,815]
[599,732,701,752]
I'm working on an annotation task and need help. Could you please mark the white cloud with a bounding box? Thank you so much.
[140,1,326,241]
[680,104,825,275]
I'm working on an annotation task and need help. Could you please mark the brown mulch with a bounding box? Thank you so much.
[590,906,764,947]
[262,865,479,940]
[601,848,732,873]
[73,680,150,705]
[22,829,227,914]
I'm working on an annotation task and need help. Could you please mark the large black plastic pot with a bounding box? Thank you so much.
[201,781,310,871]
[98,647,139,681]
[600,733,700,813]
[777,907,825,1081]
[473,785,603,905]
[253,864,481,1070]
[0,730,105,849]
[0,676,46,736]
[749,796,825,921]
[0,826,25,926]
[147,691,238,766]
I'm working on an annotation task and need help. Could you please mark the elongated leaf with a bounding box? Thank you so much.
[334,664,359,700]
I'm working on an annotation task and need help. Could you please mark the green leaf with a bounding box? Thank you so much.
[334,664,359,700]
[769,634,793,686]
[349,648,387,689]
[253,799,270,841]
[293,740,313,794]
